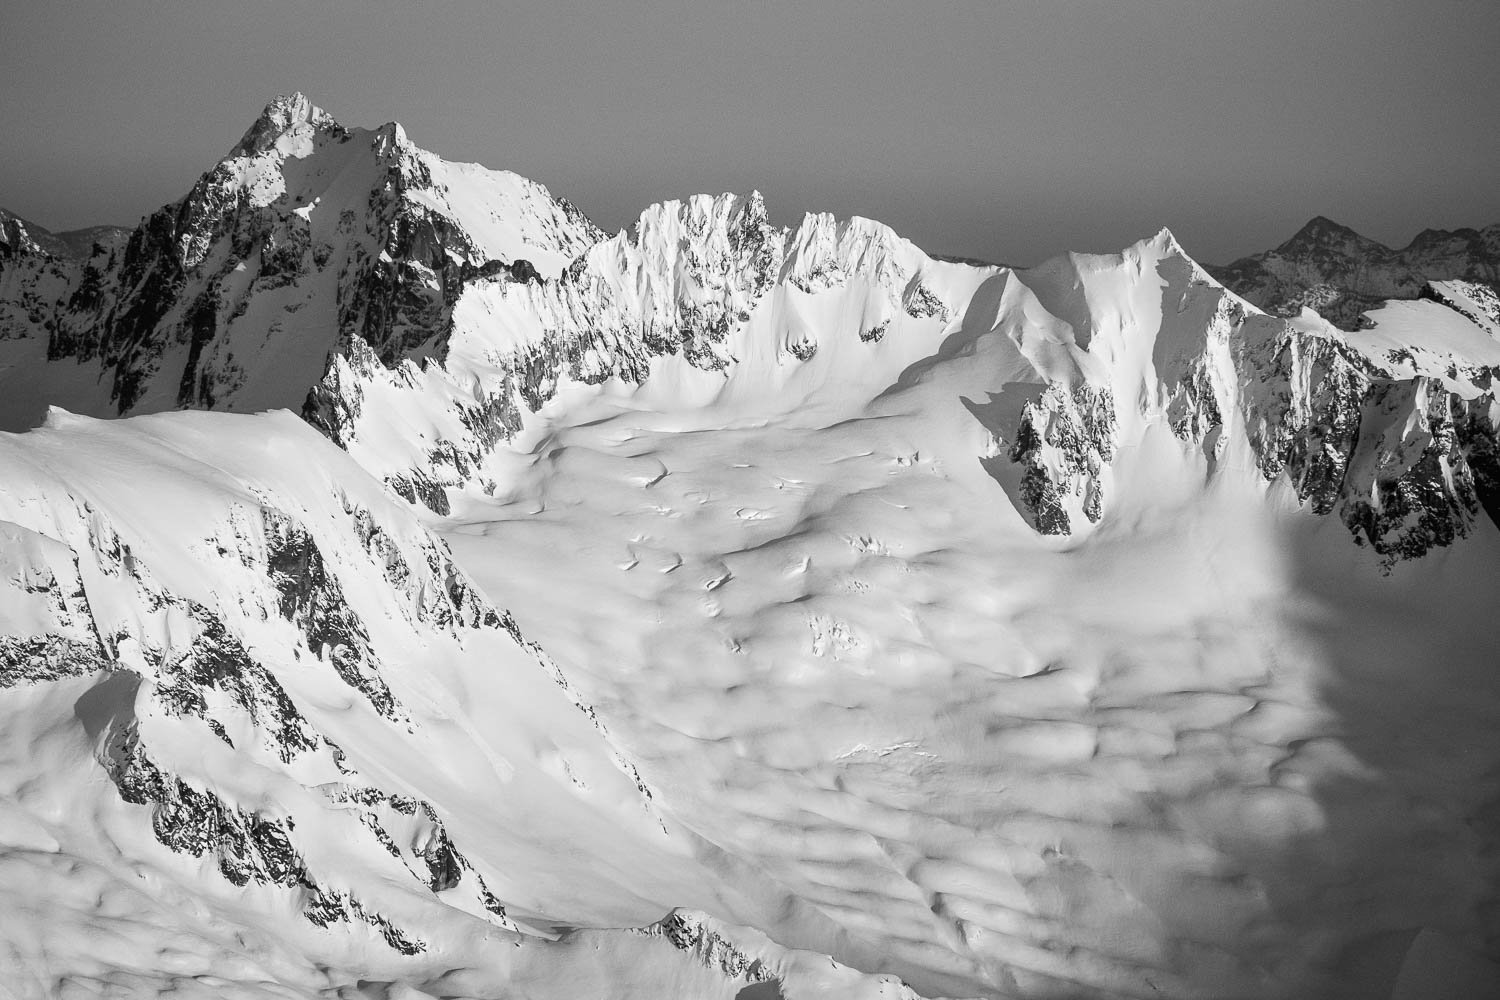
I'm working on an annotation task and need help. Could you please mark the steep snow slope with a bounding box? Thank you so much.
[0,94,602,432]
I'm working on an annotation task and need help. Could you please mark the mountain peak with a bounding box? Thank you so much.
[1147,225,1184,255]
[1277,215,1387,255]
[0,207,62,258]
[233,92,345,156]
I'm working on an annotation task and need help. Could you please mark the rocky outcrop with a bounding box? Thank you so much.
[621,909,925,1000]
[646,910,778,984]
[0,210,124,353]
[262,507,403,721]
[1007,383,1116,535]
[0,502,489,951]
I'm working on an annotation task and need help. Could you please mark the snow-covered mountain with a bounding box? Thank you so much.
[1207,215,1500,330]
[963,233,1500,566]
[4,98,1497,571]
[307,189,990,512]
[3,96,1500,999]
[0,94,602,431]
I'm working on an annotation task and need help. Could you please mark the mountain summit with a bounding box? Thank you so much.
[0,94,604,429]
[233,91,348,155]
[1277,214,1377,251]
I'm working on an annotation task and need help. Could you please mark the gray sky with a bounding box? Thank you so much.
[2,0,1496,266]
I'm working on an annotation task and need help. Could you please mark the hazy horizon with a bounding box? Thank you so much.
[3,1,1497,267]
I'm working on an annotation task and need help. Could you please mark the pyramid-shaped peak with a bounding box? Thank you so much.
[1278,215,1386,254]
[1299,215,1359,237]
[233,93,346,156]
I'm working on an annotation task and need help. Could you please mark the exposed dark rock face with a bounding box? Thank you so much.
[1423,279,1500,335]
[302,883,427,955]
[0,519,111,685]
[50,640,437,955]
[318,783,511,921]
[1339,379,1481,561]
[1231,321,1374,516]
[0,208,129,262]
[1171,289,1500,569]
[150,599,321,761]
[1007,384,1116,535]
[0,634,112,685]
[100,723,307,889]
[263,507,401,720]
[339,493,502,632]
[1,210,125,351]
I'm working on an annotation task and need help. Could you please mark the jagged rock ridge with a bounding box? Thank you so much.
[306,188,987,510]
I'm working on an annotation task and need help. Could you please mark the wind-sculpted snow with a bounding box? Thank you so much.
[444,305,1500,996]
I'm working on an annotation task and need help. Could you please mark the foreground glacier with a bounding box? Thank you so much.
[1,96,1499,999]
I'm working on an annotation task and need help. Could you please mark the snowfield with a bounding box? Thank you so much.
[2,96,1499,1000]
[440,244,1500,999]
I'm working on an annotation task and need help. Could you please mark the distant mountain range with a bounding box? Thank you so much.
[0,207,131,261]
[1207,214,1500,330]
